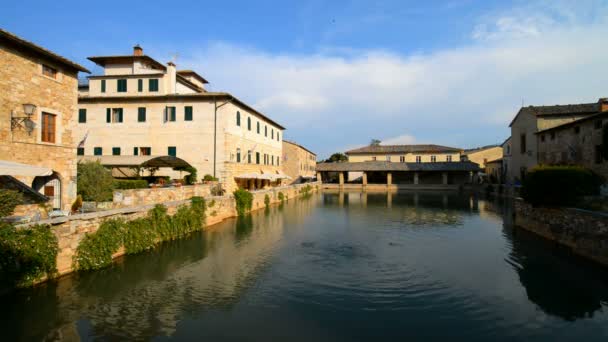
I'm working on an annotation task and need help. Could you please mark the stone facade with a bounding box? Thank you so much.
[0,30,88,211]
[282,140,316,182]
[112,183,213,208]
[514,199,608,266]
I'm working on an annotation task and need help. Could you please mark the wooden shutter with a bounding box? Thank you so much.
[138,79,143,92]
[118,108,123,122]
[134,147,139,155]
[106,108,111,123]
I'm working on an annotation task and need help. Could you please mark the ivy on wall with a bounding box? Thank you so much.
[73,197,207,271]
[233,189,253,216]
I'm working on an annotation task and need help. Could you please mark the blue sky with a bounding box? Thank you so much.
[2,0,608,158]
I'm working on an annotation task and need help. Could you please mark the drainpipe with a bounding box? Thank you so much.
[213,95,232,178]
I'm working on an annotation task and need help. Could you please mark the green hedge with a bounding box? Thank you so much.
[0,189,23,218]
[233,189,253,216]
[114,179,149,190]
[522,165,603,206]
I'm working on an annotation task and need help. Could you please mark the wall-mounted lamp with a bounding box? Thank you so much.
[11,103,37,134]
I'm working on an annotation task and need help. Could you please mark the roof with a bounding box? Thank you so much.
[345,144,462,155]
[509,102,600,127]
[283,140,316,156]
[0,175,48,203]
[177,70,209,84]
[0,160,53,177]
[0,28,89,73]
[87,55,166,71]
[500,137,511,147]
[176,74,204,92]
[78,92,286,130]
[78,155,192,168]
[463,145,501,155]
[316,161,480,172]
[535,111,608,135]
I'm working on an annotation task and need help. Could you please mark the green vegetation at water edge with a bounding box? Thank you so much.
[233,189,253,216]
[522,165,603,206]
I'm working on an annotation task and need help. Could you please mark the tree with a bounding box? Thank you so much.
[370,139,381,146]
[77,161,115,202]
[326,153,348,163]
[0,189,23,217]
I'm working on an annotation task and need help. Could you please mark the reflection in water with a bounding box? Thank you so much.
[1,192,608,341]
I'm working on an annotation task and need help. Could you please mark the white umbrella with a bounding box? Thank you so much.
[0,160,53,177]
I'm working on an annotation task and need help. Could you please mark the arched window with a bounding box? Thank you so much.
[247,117,251,131]
[236,111,241,126]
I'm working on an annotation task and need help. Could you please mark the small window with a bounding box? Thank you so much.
[101,79,106,93]
[78,109,87,123]
[164,107,176,122]
[416,156,421,163]
[257,121,260,134]
[41,112,56,143]
[595,120,603,129]
[117,79,127,92]
[42,64,57,79]
[133,147,139,155]
[168,146,176,157]
[112,147,121,156]
[271,129,274,139]
[236,148,241,162]
[277,156,280,166]
[447,155,452,162]
[256,152,260,164]
[107,108,123,123]
[138,107,146,122]
[272,155,275,165]
[185,106,193,121]
[77,148,84,156]
[574,126,580,134]
[94,147,102,155]
[595,145,603,164]
[247,117,251,131]
[236,111,241,126]
[520,134,527,154]
[400,156,405,162]
[265,125,267,137]
[140,147,151,156]
[138,79,143,92]
[247,150,252,163]
[149,79,159,92]
[431,156,437,162]
[371,156,377,161]
[277,132,280,141]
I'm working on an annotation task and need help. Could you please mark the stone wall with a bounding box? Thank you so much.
[17,182,320,280]
[514,199,608,266]
[112,183,214,208]
[282,140,316,182]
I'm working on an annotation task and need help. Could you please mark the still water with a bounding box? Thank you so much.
[3,192,608,341]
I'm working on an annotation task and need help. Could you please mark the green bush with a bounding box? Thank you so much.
[264,194,271,209]
[233,189,253,216]
[0,189,23,217]
[114,179,149,190]
[74,219,124,271]
[184,166,198,185]
[522,165,603,206]
[203,174,218,182]
[0,223,58,287]
[77,161,115,202]
[71,195,83,213]
[278,192,285,202]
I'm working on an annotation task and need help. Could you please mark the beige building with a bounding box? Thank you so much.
[76,45,285,192]
[508,99,607,183]
[0,29,89,214]
[462,145,502,170]
[346,144,462,163]
[537,109,608,179]
[485,158,503,183]
[282,140,316,183]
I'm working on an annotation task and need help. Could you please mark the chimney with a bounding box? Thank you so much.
[167,61,176,94]
[133,44,143,56]
[600,98,608,112]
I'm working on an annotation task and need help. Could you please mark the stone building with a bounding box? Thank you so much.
[282,140,316,183]
[536,110,608,179]
[485,158,503,183]
[75,45,286,192]
[0,29,89,215]
[462,145,502,171]
[508,98,608,183]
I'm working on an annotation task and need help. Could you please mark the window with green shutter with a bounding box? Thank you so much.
[106,108,111,123]
[236,111,241,126]
[78,109,86,123]
[265,125,267,137]
[138,107,146,122]
[138,79,143,92]
[257,121,260,134]
[168,146,176,157]
[133,147,139,155]
[149,79,159,92]
[247,117,251,130]
[256,152,260,164]
[77,148,84,156]
[108,108,123,123]
[101,79,106,93]
[165,107,176,122]
[94,147,102,155]
[117,79,127,92]
[112,147,121,155]
[185,106,193,121]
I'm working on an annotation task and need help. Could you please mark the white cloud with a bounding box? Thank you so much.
[178,1,608,158]
[382,134,417,145]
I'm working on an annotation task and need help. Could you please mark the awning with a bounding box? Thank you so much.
[0,160,53,177]
[78,155,192,169]
[235,172,291,181]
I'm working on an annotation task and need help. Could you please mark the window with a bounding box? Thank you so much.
[247,117,251,131]
[595,145,603,164]
[236,148,241,162]
[41,112,56,143]
[149,79,159,92]
[138,79,143,92]
[101,79,106,93]
[133,147,139,155]
[78,109,87,123]
[272,155,274,165]
[446,155,452,162]
[247,150,252,163]
[138,107,146,122]
[520,134,526,154]
[277,156,280,166]
[540,134,545,142]
[94,147,102,155]
[371,156,377,161]
[265,125,267,137]
[164,107,176,122]
[168,146,176,157]
[595,120,603,129]
[271,129,274,139]
[140,147,151,156]
[277,132,280,141]
[400,156,405,162]
[185,106,193,121]
[112,147,121,156]
[107,108,123,123]
[431,156,437,162]
[236,111,241,126]
[256,152,260,164]
[416,156,421,163]
[257,121,260,134]
[117,79,127,92]
[42,64,57,79]
[77,148,84,156]
[574,126,580,134]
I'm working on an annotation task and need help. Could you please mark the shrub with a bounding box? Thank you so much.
[233,188,253,216]
[278,192,285,202]
[203,174,218,182]
[77,161,115,202]
[71,195,83,213]
[184,166,198,185]
[264,194,270,209]
[114,179,149,190]
[522,165,603,206]
[0,189,23,217]
[74,219,124,271]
